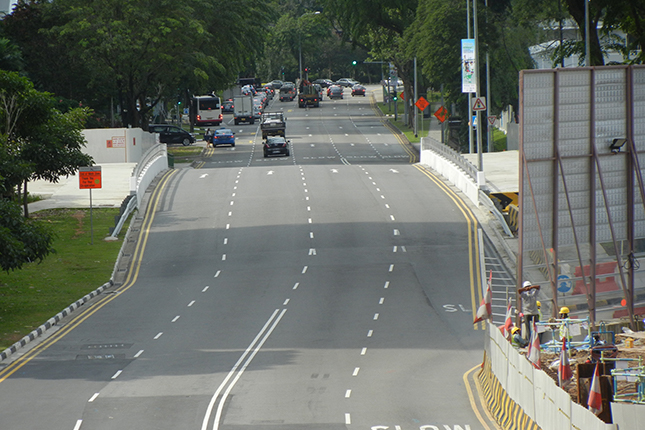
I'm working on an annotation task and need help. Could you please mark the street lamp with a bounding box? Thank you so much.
[299,11,320,82]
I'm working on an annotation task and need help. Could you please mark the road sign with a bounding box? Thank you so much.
[79,166,102,189]
[557,274,572,293]
[472,97,486,111]
[434,106,448,123]
[399,92,405,101]
[488,116,496,125]
[415,97,429,111]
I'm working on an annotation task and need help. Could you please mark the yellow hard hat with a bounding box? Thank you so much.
[537,301,541,308]
[559,306,570,314]
[511,327,520,335]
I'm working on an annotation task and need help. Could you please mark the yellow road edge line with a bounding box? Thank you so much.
[0,169,177,383]
[464,364,493,430]
[412,164,482,328]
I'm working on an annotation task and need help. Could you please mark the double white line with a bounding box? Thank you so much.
[200,308,287,430]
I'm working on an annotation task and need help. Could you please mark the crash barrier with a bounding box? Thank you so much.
[420,138,513,237]
[130,143,169,209]
[480,323,617,430]
[419,137,481,206]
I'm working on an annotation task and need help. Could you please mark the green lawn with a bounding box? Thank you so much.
[0,208,126,350]
[376,101,433,145]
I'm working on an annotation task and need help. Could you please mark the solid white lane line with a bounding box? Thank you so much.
[215,271,221,277]
[134,350,144,358]
[345,389,352,398]
[111,370,123,379]
[293,282,300,290]
[384,281,390,289]
[154,332,163,340]
[88,393,99,402]
[172,316,180,323]
[201,309,287,430]
[353,367,360,376]
[202,286,209,292]
[73,420,83,430]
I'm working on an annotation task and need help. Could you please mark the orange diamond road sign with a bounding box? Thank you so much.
[79,166,102,189]
[434,106,448,123]
[399,92,405,100]
[415,97,429,111]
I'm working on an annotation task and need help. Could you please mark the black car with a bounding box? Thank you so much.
[328,85,344,100]
[263,136,290,157]
[351,84,366,96]
[312,78,333,88]
[148,124,196,146]
[222,99,234,113]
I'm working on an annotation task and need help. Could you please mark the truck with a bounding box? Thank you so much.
[260,112,286,139]
[298,80,320,108]
[233,95,254,125]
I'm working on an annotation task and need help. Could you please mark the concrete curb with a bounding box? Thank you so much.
[0,281,113,362]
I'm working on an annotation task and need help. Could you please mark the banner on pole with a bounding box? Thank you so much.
[461,39,476,93]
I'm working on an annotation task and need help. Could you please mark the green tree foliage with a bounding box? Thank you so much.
[0,70,92,214]
[0,198,54,272]
[0,71,90,271]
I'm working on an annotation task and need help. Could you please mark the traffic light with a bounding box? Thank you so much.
[352,60,357,66]
[392,93,398,102]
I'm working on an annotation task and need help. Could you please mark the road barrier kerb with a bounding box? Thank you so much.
[0,281,113,362]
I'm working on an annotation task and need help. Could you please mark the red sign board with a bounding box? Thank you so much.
[434,106,448,123]
[399,92,405,101]
[79,166,102,189]
[415,97,429,111]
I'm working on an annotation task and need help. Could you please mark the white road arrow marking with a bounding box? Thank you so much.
[267,171,274,175]
[390,169,399,173]
[200,174,209,178]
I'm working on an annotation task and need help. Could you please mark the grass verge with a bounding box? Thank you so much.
[376,101,434,145]
[167,145,204,164]
[0,208,126,351]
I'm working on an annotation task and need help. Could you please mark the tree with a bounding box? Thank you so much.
[0,70,93,216]
[0,197,54,272]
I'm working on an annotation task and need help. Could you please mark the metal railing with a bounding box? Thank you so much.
[422,138,478,181]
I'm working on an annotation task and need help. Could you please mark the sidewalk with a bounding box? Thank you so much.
[27,163,137,213]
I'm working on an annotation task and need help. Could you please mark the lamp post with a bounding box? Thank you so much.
[298,11,320,82]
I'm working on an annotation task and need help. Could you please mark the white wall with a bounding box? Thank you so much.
[82,128,158,164]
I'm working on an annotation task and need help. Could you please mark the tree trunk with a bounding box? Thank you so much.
[22,179,29,218]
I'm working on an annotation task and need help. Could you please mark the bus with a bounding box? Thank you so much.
[192,95,223,126]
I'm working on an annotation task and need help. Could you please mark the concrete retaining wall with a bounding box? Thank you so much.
[82,128,158,164]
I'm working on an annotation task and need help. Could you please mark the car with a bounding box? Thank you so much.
[209,127,235,147]
[270,80,284,89]
[336,78,358,87]
[252,103,263,119]
[351,84,366,96]
[222,99,234,113]
[148,124,196,146]
[241,84,256,96]
[313,83,324,99]
[328,85,344,99]
[263,136,290,158]
[312,78,333,88]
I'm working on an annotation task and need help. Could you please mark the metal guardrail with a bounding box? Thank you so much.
[422,138,479,181]
[108,195,137,239]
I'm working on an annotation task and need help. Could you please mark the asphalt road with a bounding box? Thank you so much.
[0,88,495,430]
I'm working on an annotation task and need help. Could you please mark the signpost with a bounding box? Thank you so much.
[79,166,102,245]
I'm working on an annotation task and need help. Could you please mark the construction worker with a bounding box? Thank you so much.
[519,281,540,341]
[511,327,529,348]
[559,306,572,343]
